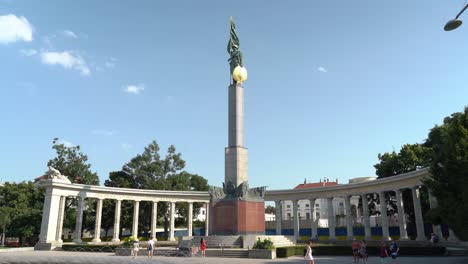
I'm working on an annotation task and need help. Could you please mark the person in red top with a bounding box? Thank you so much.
[200,238,207,257]
[351,238,360,264]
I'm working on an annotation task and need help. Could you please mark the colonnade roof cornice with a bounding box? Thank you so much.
[36,180,210,203]
[265,168,430,202]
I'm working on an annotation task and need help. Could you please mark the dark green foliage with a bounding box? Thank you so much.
[0,182,44,245]
[104,140,209,239]
[424,107,468,240]
[265,205,276,214]
[252,238,275,250]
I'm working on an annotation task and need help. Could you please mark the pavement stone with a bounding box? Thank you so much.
[0,251,467,264]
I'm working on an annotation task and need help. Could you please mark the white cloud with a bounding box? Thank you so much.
[317,66,327,73]
[62,30,77,38]
[40,51,90,76]
[92,129,114,136]
[105,61,115,68]
[124,84,144,94]
[19,49,37,56]
[0,14,33,44]
[121,143,132,150]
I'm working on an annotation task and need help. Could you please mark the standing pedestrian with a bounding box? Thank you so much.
[131,238,139,259]
[304,240,314,264]
[389,239,399,264]
[147,236,155,259]
[352,238,360,264]
[379,241,389,264]
[360,239,368,264]
[200,238,207,257]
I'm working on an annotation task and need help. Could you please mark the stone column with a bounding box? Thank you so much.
[73,197,85,243]
[427,191,443,239]
[379,191,390,240]
[275,200,282,235]
[309,198,318,239]
[205,203,210,236]
[187,202,193,237]
[37,188,62,247]
[151,201,158,239]
[132,201,140,239]
[448,228,460,242]
[344,195,353,240]
[111,200,121,242]
[327,197,336,240]
[293,200,300,242]
[55,196,66,243]
[411,187,426,241]
[92,198,103,242]
[361,194,372,240]
[395,189,408,240]
[169,202,176,241]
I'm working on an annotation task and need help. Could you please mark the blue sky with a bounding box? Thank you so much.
[1,0,467,190]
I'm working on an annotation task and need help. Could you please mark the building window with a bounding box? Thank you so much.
[316,212,320,219]
[287,205,291,209]
[306,204,310,208]
[287,213,291,220]
[315,204,319,207]
[339,202,344,206]
[306,213,310,219]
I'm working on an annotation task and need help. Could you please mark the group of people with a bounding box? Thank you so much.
[130,237,207,259]
[131,236,157,259]
[352,238,368,264]
[379,239,399,264]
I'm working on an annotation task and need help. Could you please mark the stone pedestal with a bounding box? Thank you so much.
[209,199,265,235]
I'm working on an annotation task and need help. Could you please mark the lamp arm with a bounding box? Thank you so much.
[455,3,468,19]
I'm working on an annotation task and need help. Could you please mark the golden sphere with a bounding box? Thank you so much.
[232,66,248,83]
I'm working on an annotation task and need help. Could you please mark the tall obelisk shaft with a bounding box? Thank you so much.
[225,82,248,187]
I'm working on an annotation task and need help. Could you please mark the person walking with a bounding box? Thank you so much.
[304,240,315,264]
[147,236,155,259]
[380,241,389,264]
[352,238,360,264]
[200,238,207,257]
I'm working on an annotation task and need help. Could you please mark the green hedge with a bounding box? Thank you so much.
[61,244,120,252]
[276,246,446,258]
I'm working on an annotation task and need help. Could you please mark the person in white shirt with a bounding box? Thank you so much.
[147,236,156,259]
[131,238,139,259]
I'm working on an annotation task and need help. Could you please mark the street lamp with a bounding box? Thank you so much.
[444,3,468,31]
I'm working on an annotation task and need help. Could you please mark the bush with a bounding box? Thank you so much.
[252,238,275,250]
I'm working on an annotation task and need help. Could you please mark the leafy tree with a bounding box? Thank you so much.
[265,205,276,214]
[425,107,468,240]
[104,141,209,239]
[48,138,99,185]
[47,138,100,236]
[0,182,44,246]
[0,207,13,246]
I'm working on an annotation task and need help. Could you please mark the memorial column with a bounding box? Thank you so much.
[111,200,121,242]
[344,195,353,240]
[55,196,66,243]
[73,197,85,243]
[187,202,193,237]
[151,201,158,239]
[132,201,140,239]
[411,187,426,241]
[327,197,336,240]
[361,194,372,240]
[293,199,300,242]
[379,191,390,240]
[92,198,103,242]
[275,200,282,235]
[169,201,176,241]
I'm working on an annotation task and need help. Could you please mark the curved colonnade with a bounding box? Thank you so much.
[36,168,456,250]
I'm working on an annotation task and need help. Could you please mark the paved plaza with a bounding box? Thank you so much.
[0,251,467,264]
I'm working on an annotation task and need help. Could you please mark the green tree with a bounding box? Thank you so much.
[0,207,13,246]
[0,182,44,246]
[104,141,209,239]
[47,138,100,236]
[265,205,276,214]
[48,138,99,185]
[425,107,468,240]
